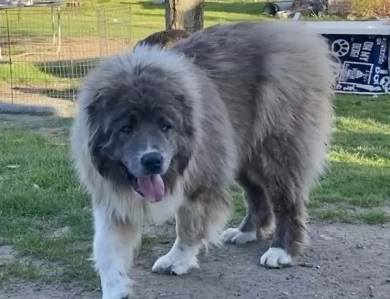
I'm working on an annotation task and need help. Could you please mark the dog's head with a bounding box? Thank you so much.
[84,51,198,202]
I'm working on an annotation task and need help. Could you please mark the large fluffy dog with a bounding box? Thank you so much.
[71,22,337,298]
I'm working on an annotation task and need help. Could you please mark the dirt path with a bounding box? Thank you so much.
[1,222,390,299]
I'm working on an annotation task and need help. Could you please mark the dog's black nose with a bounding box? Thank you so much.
[141,152,163,174]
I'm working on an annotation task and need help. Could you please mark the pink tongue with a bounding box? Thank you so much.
[137,175,165,203]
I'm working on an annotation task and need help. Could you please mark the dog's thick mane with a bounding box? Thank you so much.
[78,45,201,116]
[71,45,212,224]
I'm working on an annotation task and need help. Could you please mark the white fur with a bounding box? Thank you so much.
[92,206,140,299]
[260,247,292,268]
[205,210,231,248]
[152,238,200,275]
[91,187,184,298]
[146,182,184,225]
[221,228,257,245]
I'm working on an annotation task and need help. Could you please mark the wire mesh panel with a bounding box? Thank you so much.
[0,4,132,115]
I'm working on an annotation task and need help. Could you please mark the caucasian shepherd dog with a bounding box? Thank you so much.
[71,22,337,298]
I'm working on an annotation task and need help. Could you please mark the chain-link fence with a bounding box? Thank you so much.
[0,3,132,116]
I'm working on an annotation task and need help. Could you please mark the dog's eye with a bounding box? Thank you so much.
[161,124,172,132]
[121,126,133,133]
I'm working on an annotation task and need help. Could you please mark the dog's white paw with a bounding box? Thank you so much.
[221,228,257,245]
[152,253,197,275]
[152,241,199,275]
[260,247,292,268]
[102,275,133,299]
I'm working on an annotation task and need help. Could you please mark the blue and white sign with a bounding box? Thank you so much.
[323,34,390,95]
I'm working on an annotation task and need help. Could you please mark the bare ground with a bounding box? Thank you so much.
[1,222,390,299]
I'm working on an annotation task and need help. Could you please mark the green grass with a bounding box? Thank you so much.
[0,127,97,286]
[310,96,390,217]
[0,262,39,284]
[0,63,59,85]
[316,208,389,224]
[0,60,95,87]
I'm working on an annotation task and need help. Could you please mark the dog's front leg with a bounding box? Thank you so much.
[152,187,231,275]
[93,204,142,299]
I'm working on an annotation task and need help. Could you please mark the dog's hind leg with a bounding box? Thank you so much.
[152,187,231,275]
[222,171,273,245]
[256,135,309,269]
[260,181,308,269]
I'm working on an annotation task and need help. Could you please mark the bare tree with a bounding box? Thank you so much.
[165,0,204,33]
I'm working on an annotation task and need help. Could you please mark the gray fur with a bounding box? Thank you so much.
[70,21,337,297]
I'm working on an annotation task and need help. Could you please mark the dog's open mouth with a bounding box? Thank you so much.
[124,168,165,203]
[136,175,165,203]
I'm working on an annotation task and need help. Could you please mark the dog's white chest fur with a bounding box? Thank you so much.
[145,182,185,225]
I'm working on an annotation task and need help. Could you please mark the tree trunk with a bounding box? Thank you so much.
[165,0,204,33]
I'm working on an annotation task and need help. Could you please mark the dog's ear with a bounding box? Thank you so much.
[85,89,116,137]
[175,94,196,139]
[84,89,105,124]
[91,154,109,178]
[163,140,192,193]
[88,126,115,178]
[175,144,192,175]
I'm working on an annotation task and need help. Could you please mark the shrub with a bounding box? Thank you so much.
[351,0,390,17]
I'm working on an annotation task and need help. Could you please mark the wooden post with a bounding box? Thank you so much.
[165,0,204,33]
